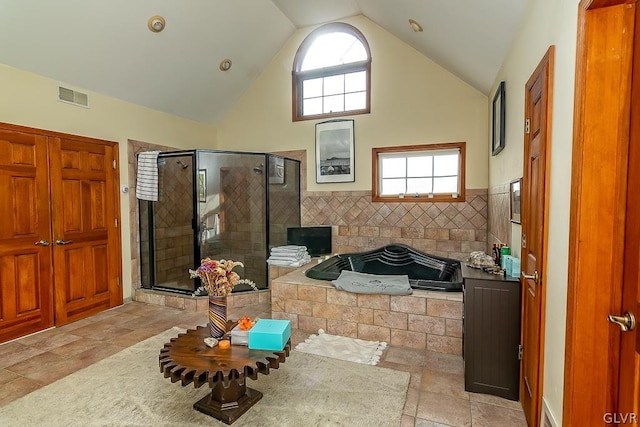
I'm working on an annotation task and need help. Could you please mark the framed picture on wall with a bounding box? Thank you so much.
[198,169,207,203]
[315,119,355,183]
[510,178,522,224]
[492,81,506,156]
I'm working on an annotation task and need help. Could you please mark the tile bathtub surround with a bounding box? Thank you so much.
[271,264,463,355]
[301,189,488,261]
[134,288,271,311]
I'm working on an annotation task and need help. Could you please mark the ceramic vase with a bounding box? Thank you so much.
[208,295,227,338]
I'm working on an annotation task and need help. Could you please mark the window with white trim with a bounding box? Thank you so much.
[292,23,371,121]
[372,142,466,203]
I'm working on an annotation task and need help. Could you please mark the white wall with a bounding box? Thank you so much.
[0,63,218,299]
[489,0,580,423]
[218,15,489,191]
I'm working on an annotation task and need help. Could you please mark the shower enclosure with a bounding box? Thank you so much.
[139,150,301,294]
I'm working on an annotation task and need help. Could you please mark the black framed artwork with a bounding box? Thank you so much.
[492,81,506,156]
[315,119,355,183]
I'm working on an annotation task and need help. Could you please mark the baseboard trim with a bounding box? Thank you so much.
[542,397,559,427]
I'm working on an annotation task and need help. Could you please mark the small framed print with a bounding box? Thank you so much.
[198,169,207,203]
[510,178,522,224]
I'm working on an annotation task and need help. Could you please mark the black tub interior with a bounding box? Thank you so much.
[305,244,462,291]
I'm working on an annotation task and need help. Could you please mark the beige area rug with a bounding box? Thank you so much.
[0,328,409,427]
[295,329,388,365]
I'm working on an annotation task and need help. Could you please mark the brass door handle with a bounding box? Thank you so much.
[608,312,636,332]
[34,239,50,246]
[521,271,539,284]
[55,239,73,245]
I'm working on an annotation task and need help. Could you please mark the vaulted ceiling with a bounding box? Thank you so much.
[0,0,528,126]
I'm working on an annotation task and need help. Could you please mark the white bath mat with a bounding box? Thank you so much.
[295,329,387,365]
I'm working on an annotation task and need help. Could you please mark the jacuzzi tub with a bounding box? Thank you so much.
[305,244,462,291]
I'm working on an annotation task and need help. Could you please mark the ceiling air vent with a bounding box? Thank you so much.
[58,86,89,108]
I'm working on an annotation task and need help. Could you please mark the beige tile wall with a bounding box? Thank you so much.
[128,140,182,290]
[271,149,488,260]
[218,166,266,282]
[271,266,463,355]
[302,189,488,260]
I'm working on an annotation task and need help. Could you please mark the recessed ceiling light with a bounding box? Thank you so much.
[409,19,423,33]
[219,59,232,72]
[148,15,166,33]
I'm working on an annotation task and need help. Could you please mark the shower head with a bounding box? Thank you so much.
[176,160,189,169]
[253,164,264,174]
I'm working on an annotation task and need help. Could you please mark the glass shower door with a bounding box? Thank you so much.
[143,152,197,293]
[197,151,268,291]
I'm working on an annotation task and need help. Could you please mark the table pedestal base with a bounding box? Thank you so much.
[193,387,263,424]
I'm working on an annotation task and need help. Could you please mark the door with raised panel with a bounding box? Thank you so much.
[521,47,553,427]
[50,136,122,325]
[0,129,54,342]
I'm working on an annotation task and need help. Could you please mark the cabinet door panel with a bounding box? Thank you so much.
[463,268,521,401]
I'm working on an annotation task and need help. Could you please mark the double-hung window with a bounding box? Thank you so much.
[372,142,466,202]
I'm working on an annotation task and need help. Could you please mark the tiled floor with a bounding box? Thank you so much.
[0,301,527,426]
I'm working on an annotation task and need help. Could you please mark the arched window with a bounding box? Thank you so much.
[292,23,371,122]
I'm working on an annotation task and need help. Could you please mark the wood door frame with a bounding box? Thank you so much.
[564,0,636,425]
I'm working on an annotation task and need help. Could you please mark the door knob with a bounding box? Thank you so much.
[521,271,539,284]
[34,239,49,246]
[55,239,73,245]
[607,312,636,332]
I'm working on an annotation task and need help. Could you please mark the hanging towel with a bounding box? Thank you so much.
[136,151,161,201]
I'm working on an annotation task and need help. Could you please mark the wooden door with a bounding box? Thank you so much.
[618,7,640,418]
[0,129,54,341]
[564,1,638,425]
[520,47,554,427]
[50,136,122,325]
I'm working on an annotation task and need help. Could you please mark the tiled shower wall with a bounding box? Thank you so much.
[218,166,266,283]
[128,140,181,290]
[153,158,194,289]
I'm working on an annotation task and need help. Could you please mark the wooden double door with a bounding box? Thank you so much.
[0,123,122,343]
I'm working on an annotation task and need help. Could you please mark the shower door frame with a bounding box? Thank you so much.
[140,150,199,293]
[139,149,301,294]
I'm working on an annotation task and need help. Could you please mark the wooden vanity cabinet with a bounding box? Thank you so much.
[462,264,521,400]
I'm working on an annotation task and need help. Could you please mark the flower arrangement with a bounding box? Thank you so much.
[189,258,253,297]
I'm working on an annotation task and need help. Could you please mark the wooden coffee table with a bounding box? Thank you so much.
[159,325,290,424]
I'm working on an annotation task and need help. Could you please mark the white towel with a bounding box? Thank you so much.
[136,151,161,201]
[268,255,303,262]
[267,255,311,267]
[271,245,307,253]
[271,247,308,260]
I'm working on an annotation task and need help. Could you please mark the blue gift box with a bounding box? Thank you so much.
[504,255,521,278]
[248,319,291,351]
